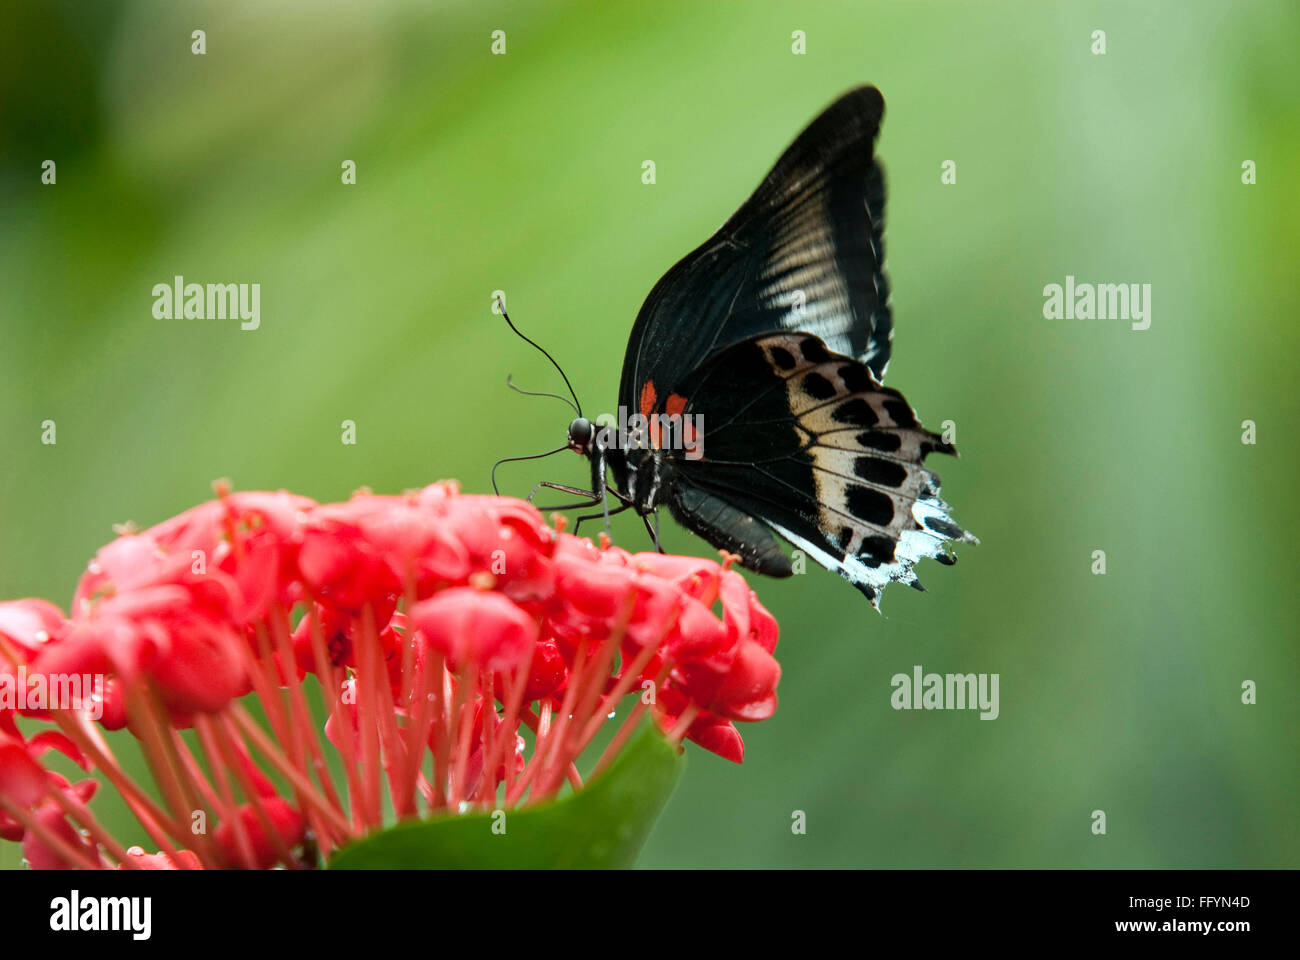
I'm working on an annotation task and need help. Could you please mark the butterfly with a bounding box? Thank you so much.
[496,86,975,607]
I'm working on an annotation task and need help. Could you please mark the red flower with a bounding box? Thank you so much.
[298,501,402,615]
[411,588,538,672]
[214,797,306,870]
[516,638,567,701]
[1,600,69,729]
[23,784,99,870]
[120,847,203,870]
[653,686,750,763]
[0,733,50,808]
[37,583,249,719]
[0,481,781,868]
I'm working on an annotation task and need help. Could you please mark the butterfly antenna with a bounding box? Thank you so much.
[498,299,583,418]
[491,443,571,495]
[505,375,579,415]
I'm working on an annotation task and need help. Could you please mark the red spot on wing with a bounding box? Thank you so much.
[639,380,657,418]
[665,393,687,417]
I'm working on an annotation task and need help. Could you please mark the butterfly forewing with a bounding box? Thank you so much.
[619,85,894,423]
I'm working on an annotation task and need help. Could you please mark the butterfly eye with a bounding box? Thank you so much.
[567,417,593,451]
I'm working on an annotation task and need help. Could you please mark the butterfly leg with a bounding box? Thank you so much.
[530,480,609,511]
[598,448,612,532]
[572,501,633,535]
[590,451,638,534]
[528,480,599,505]
[643,510,663,553]
[530,479,636,514]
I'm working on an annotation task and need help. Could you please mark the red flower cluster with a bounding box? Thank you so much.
[0,482,780,869]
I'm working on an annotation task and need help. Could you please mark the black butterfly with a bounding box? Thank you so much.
[496,86,975,607]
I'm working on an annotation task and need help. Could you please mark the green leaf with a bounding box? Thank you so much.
[326,722,684,869]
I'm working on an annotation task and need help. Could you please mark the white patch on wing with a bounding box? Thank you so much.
[753,192,865,361]
[767,489,976,612]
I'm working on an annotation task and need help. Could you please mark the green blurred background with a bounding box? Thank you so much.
[2,0,1297,868]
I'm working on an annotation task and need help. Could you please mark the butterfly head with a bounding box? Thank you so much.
[566,417,594,454]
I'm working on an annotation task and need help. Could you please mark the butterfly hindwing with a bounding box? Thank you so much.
[661,333,974,607]
[670,484,793,578]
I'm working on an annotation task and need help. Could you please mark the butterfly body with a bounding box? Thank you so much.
[553,85,974,607]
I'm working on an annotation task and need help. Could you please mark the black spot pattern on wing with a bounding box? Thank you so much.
[857,431,901,453]
[839,364,876,394]
[802,372,837,401]
[833,399,878,426]
[770,346,798,371]
[846,485,894,526]
[650,331,974,607]
[854,457,908,488]
[860,534,897,563]
[881,399,916,428]
[800,338,832,364]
